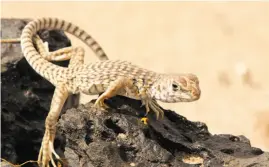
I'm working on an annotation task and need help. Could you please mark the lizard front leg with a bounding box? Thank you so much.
[139,89,164,120]
[148,99,164,119]
[38,84,68,167]
[93,77,164,120]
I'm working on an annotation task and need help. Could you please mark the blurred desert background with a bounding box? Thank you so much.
[1,2,269,151]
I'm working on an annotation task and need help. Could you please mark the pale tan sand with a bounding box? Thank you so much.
[2,1,269,151]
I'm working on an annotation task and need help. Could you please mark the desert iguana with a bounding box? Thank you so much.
[15,17,201,167]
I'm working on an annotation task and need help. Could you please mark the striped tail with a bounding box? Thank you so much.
[21,17,108,85]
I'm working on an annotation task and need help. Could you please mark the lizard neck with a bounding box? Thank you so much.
[149,74,167,101]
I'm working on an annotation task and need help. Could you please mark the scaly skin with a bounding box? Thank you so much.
[20,17,201,167]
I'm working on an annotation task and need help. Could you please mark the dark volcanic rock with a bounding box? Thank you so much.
[1,18,269,167]
[1,18,79,167]
[57,97,269,167]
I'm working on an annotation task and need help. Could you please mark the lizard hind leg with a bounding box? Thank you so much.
[33,34,85,66]
[38,84,69,167]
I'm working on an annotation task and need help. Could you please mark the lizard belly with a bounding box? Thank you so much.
[81,83,108,95]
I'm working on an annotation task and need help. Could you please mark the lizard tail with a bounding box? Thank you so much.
[21,17,108,86]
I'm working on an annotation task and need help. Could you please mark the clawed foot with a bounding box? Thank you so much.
[138,88,164,120]
[93,97,109,111]
[150,99,164,119]
[38,130,61,167]
[141,99,164,120]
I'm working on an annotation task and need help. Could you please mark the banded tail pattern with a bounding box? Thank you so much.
[20,17,108,85]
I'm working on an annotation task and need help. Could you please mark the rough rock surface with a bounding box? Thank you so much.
[1,18,269,167]
[58,97,269,167]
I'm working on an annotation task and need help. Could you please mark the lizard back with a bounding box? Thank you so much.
[72,60,160,98]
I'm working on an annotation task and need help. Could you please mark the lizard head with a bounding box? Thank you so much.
[151,73,201,103]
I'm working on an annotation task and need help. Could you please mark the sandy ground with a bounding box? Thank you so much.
[1,2,269,151]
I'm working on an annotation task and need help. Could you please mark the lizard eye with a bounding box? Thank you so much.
[172,83,179,91]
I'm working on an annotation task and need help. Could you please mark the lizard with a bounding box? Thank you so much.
[19,17,201,167]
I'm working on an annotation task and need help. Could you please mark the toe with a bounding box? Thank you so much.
[101,101,109,109]
[150,100,164,120]
[155,112,159,120]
